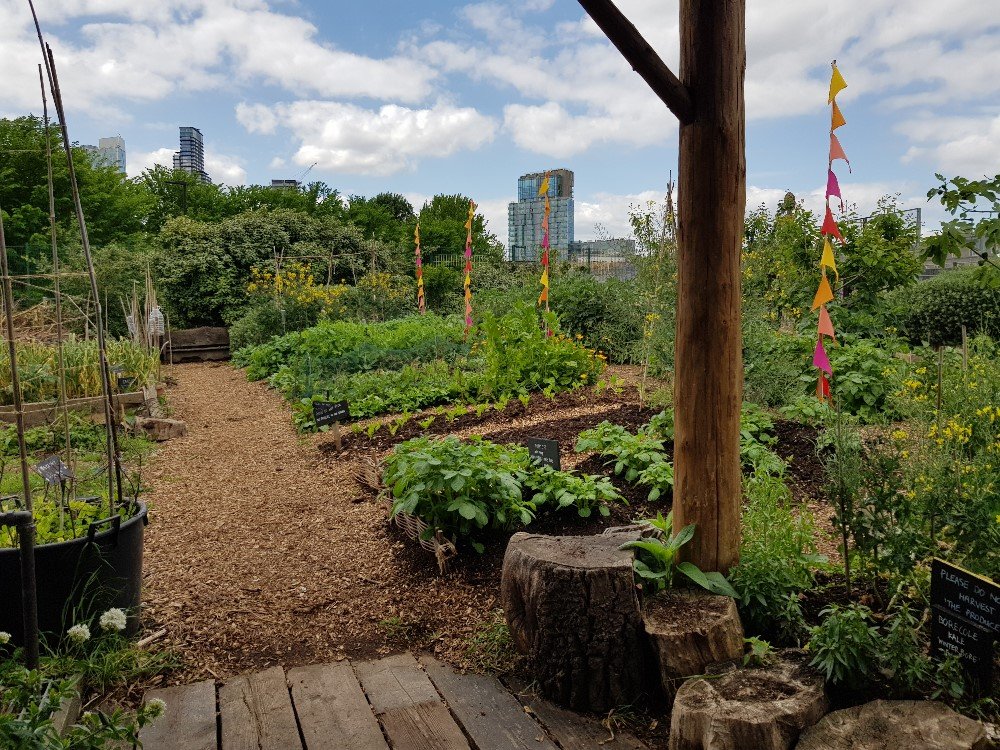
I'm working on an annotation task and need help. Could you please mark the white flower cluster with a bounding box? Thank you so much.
[0,631,11,645]
[99,608,128,633]
[146,697,167,719]
[67,624,91,644]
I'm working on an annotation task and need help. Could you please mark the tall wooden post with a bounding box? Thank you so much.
[674,0,746,572]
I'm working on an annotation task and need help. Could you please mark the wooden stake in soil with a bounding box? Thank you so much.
[673,0,746,573]
[29,4,123,514]
[575,0,746,574]
[39,63,73,531]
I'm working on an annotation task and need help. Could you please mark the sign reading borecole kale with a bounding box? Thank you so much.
[930,558,999,689]
[313,400,350,428]
[35,455,74,485]
[527,437,560,471]
[117,376,137,391]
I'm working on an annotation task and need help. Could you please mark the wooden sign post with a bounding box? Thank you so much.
[527,438,561,471]
[930,558,999,691]
[313,400,350,451]
[577,0,745,572]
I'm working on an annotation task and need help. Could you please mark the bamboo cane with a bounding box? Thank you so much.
[39,64,73,531]
[29,2,122,514]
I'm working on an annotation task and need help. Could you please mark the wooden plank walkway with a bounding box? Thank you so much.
[139,651,648,750]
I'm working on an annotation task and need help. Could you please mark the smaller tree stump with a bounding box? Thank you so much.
[669,650,827,750]
[643,588,744,702]
[795,699,988,750]
[501,532,645,712]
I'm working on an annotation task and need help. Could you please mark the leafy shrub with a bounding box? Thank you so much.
[807,603,881,688]
[522,466,621,518]
[621,512,737,597]
[636,461,674,501]
[383,436,627,550]
[575,422,667,482]
[474,304,605,398]
[383,436,532,552]
[729,471,823,641]
[644,408,674,440]
[898,266,1000,346]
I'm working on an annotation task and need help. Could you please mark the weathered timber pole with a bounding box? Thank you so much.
[577,0,745,572]
[674,0,745,572]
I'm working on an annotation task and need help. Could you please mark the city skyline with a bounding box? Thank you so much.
[3,1,997,242]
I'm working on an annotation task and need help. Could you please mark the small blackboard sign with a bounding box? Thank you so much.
[314,400,349,428]
[930,558,999,689]
[117,376,137,391]
[35,455,74,485]
[527,437,560,471]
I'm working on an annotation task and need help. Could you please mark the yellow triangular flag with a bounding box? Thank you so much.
[539,268,549,287]
[812,272,835,310]
[828,64,847,104]
[820,238,839,281]
[539,175,550,196]
[831,100,846,130]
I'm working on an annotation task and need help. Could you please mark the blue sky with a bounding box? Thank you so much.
[2,0,998,241]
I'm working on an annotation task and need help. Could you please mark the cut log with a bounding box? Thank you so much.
[643,588,744,701]
[795,699,988,750]
[669,650,827,750]
[501,532,646,712]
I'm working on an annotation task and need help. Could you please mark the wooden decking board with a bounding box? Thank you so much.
[219,665,302,750]
[421,655,557,750]
[355,653,471,750]
[506,677,649,750]
[139,679,217,750]
[287,662,388,750]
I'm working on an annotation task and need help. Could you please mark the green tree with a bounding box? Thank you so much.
[415,194,503,264]
[922,172,1000,276]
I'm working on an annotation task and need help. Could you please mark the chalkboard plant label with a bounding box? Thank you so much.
[117,376,137,391]
[930,558,999,690]
[314,400,350,429]
[35,455,74,485]
[527,437,560,471]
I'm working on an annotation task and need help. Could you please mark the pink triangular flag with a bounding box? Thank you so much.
[813,338,832,375]
[818,305,836,340]
[830,133,851,172]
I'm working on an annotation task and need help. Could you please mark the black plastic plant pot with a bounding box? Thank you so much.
[0,501,147,647]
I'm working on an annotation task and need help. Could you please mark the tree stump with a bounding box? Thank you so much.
[795,700,988,750]
[643,588,744,702]
[669,650,827,750]
[501,532,646,712]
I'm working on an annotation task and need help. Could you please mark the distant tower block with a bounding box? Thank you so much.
[172,126,210,183]
[507,169,575,261]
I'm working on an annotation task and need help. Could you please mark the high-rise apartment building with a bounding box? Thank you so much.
[172,126,210,183]
[507,169,574,261]
[82,136,126,173]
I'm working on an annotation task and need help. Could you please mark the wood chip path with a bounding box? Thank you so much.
[142,363,647,682]
[139,652,647,750]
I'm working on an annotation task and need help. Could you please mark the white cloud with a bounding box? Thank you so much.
[236,103,278,135]
[899,113,1000,177]
[0,0,435,119]
[238,100,497,176]
[205,149,247,185]
[126,147,175,177]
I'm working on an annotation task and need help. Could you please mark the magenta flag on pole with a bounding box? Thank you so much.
[813,338,832,375]
[826,170,841,200]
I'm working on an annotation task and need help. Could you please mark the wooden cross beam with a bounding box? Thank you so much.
[578,0,746,573]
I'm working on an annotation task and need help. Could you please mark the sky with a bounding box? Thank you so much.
[1,0,999,243]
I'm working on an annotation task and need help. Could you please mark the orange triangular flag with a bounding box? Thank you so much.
[829,133,851,172]
[831,100,846,131]
[820,238,839,280]
[817,372,831,401]
[828,64,847,104]
[818,305,836,339]
[812,272,834,310]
